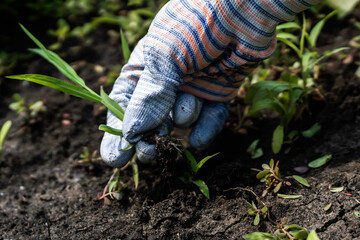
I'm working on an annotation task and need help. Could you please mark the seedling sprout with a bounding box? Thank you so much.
[179,149,219,199]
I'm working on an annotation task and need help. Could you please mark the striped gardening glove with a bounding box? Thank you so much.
[101,0,322,168]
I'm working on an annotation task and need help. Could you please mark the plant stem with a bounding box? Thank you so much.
[281,228,295,240]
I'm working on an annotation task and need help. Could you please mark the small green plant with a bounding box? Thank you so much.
[7,24,126,142]
[179,149,219,199]
[244,220,320,240]
[97,168,127,205]
[0,120,12,166]
[246,200,268,226]
[9,93,46,123]
[256,159,310,197]
[247,139,263,159]
[256,159,284,197]
[245,11,348,154]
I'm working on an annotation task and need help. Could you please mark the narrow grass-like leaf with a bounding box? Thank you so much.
[309,47,349,69]
[308,154,332,168]
[0,120,12,164]
[108,181,117,199]
[330,186,344,193]
[276,32,298,42]
[293,175,310,187]
[276,22,301,30]
[98,124,123,136]
[272,125,284,154]
[277,193,302,199]
[192,179,210,199]
[130,154,139,189]
[301,123,321,138]
[100,86,125,121]
[195,152,219,174]
[20,24,88,89]
[7,74,101,103]
[308,10,337,48]
[184,149,198,174]
[254,213,260,226]
[278,37,301,58]
[120,29,130,63]
[307,230,320,240]
[0,120,12,150]
[119,143,135,151]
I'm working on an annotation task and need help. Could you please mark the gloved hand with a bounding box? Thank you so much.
[101,0,322,168]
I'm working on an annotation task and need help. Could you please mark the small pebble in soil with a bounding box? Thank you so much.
[19,186,25,191]
[294,166,310,174]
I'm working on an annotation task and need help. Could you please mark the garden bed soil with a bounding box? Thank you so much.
[1,13,360,240]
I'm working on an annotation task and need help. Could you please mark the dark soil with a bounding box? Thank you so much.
[1,13,360,240]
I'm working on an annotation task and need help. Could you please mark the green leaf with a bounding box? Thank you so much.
[276,32,298,42]
[130,154,139,189]
[277,193,302,199]
[98,124,123,136]
[308,154,332,168]
[293,230,308,239]
[269,159,274,169]
[261,206,267,215]
[273,182,282,193]
[262,163,270,170]
[120,29,131,63]
[324,203,332,211]
[308,10,337,48]
[248,209,256,216]
[252,148,263,159]
[247,139,259,153]
[285,225,304,231]
[293,175,310,187]
[184,148,198,174]
[108,181,117,199]
[330,186,344,193]
[307,230,320,240]
[354,211,360,218]
[243,232,276,240]
[19,24,95,94]
[0,120,12,151]
[246,201,257,210]
[272,125,284,154]
[244,81,301,114]
[254,213,260,226]
[278,37,301,58]
[196,152,219,174]
[301,123,321,138]
[7,74,101,103]
[256,170,270,180]
[247,139,263,159]
[309,47,349,70]
[119,143,135,151]
[100,86,125,121]
[192,179,210,199]
[276,22,301,30]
